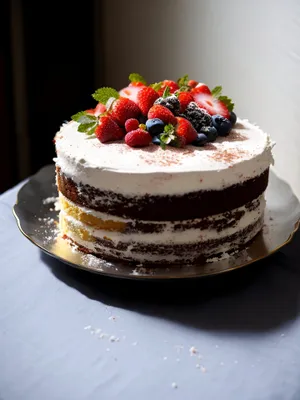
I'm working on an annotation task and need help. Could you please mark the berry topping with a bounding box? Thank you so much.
[175,116,198,144]
[152,135,161,145]
[229,111,237,126]
[192,133,208,147]
[95,115,125,143]
[183,102,212,131]
[191,83,211,96]
[178,91,194,113]
[212,115,232,136]
[146,118,165,136]
[109,97,140,126]
[147,104,177,126]
[137,86,160,115]
[125,128,152,148]
[192,93,230,119]
[85,103,106,116]
[159,124,186,149]
[154,93,180,115]
[188,80,198,88]
[119,84,145,104]
[157,80,179,96]
[125,118,140,133]
[199,126,218,142]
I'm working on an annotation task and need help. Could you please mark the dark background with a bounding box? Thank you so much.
[1,0,103,193]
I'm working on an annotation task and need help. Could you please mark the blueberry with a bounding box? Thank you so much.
[152,135,161,145]
[192,133,208,147]
[200,126,218,142]
[146,118,165,136]
[212,115,232,136]
[229,111,237,126]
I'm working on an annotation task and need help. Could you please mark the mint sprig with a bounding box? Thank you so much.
[150,82,163,91]
[71,111,98,135]
[177,74,190,92]
[92,87,119,104]
[129,72,147,85]
[159,124,179,150]
[211,85,234,112]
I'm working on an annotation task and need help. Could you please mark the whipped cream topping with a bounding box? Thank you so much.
[54,119,274,195]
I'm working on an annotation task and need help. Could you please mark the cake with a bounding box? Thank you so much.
[54,73,274,265]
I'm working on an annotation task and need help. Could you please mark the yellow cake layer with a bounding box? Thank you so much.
[59,195,126,232]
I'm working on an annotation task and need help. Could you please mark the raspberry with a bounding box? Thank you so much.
[125,118,140,133]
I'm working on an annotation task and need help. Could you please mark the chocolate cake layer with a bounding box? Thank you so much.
[63,217,263,265]
[56,167,269,221]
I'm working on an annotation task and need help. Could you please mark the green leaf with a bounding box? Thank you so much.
[150,82,162,91]
[177,74,189,88]
[211,86,223,98]
[92,87,119,104]
[218,95,235,112]
[162,86,171,98]
[86,124,97,136]
[129,72,147,85]
[164,124,175,134]
[78,122,97,133]
[160,141,167,150]
[71,111,87,122]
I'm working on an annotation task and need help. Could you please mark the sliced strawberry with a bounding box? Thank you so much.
[109,97,141,126]
[125,129,152,147]
[85,103,106,116]
[178,92,194,113]
[191,83,211,96]
[147,104,177,126]
[137,86,159,115]
[95,115,125,143]
[119,84,145,104]
[157,80,179,96]
[175,116,197,144]
[192,93,230,119]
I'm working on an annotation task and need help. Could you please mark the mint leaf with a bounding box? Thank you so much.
[92,87,119,104]
[164,124,175,134]
[218,95,234,112]
[211,86,223,98]
[86,124,97,136]
[78,122,97,133]
[177,74,189,88]
[129,73,147,85]
[71,111,87,121]
[162,86,171,98]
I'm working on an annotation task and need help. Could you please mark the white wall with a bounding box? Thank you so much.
[102,0,300,198]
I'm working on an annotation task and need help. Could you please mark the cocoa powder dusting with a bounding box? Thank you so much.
[209,149,249,164]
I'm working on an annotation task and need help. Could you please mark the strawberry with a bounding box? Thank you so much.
[137,86,159,115]
[192,92,230,119]
[108,97,141,126]
[191,83,211,96]
[148,104,177,125]
[125,129,152,148]
[85,103,106,116]
[125,118,140,133]
[119,83,146,104]
[175,116,197,144]
[188,80,198,89]
[95,115,125,143]
[157,80,179,96]
[178,91,194,113]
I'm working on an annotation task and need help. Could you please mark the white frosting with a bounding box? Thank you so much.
[54,119,275,195]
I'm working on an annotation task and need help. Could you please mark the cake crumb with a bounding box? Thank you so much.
[200,366,207,373]
[171,382,178,389]
[84,325,92,330]
[163,357,168,361]
[189,346,198,356]
[132,342,138,346]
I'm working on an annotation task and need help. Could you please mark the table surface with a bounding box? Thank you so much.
[1,178,300,400]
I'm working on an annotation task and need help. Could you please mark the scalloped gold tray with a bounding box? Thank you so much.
[13,165,300,280]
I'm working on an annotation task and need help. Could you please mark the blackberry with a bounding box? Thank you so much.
[183,102,212,131]
[154,95,180,115]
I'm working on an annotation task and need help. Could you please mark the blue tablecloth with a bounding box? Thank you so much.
[1,179,300,400]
